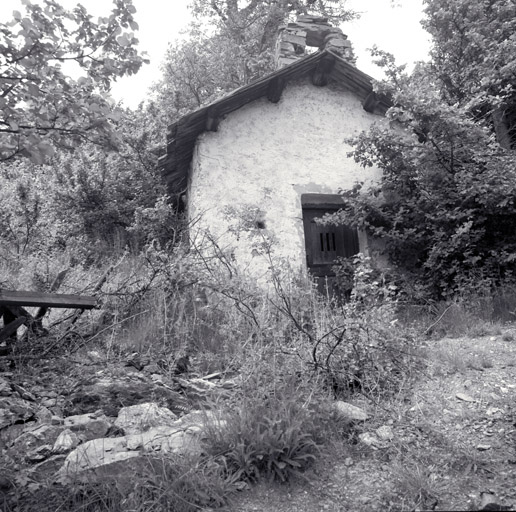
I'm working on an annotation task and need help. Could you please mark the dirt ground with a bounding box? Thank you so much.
[228,333,516,512]
[2,330,515,511]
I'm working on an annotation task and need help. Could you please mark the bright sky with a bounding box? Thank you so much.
[346,0,431,76]
[0,0,431,109]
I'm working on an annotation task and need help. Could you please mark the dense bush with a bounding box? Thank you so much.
[326,0,516,301]
[0,135,179,266]
[333,113,516,300]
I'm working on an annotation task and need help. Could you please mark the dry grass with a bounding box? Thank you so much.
[389,459,445,511]
[424,339,497,374]
[4,240,516,512]
[399,296,510,341]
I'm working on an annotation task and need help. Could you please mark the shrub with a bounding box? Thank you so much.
[204,387,325,483]
[267,254,419,400]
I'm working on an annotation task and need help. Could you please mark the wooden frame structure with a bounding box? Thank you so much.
[0,289,96,345]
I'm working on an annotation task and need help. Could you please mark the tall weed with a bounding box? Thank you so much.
[204,370,330,484]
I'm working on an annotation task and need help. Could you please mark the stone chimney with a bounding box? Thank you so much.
[275,15,355,69]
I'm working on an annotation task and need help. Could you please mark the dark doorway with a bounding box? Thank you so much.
[301,194,359,294]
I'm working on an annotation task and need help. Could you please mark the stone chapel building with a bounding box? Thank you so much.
[158,15,390,285]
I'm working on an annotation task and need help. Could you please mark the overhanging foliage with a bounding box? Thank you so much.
[327,0,516,299]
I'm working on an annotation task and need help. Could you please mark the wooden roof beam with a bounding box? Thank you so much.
[363,91,380,113]
[205,107,220,132]
[266,77,286,103]
[312,54,335,87]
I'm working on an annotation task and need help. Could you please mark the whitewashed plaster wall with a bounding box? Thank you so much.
[188,78,386,280]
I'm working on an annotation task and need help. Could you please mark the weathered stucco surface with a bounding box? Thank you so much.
[189,78,385,279]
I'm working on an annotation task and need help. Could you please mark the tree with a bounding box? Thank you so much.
[47,106,174,251]
[154,0,357,122]
[422,0,516,147]
[0,0,148,163]
[0,159,44,258]
[0,102,180,263]
[327,0,516,299]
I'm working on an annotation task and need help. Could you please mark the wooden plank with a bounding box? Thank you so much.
[0,316,27,343]
[0,290,96,309]
[4,304,35,321]
[0,305,19,343]
[301,193,344,209]
[3,304,48,338]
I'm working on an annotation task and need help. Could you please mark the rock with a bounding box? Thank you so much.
[63,411,111,441]
[58,437,137,476]
[30,385,46,396]
[40,398,57,408]
[376,425,394,441]
[12,424,63,456]
[220,378,239,389]
[52,429,79,454]
[0,422,25,448]
[0,376,12,397]
[86,350,103,362]
[0,474,13,491]
[190,378,217,390]
[114,403,178,435]
[177,409,223,427]
[58,426,196,478]
[125,353,149,371]
[359,427,394,449]
[480,491,513,511]
[333,401,368,422]
[0,396,36,429]
[63,411,104,428]
[174,355,190,375]
[28,454,68,484]
[477,444,492,451]
[176,377,217,395]
[456,393,475,402]
[40,390,58,399]
[124,425,200,452]
[51,415,64,426]
[65,376,184,417]
[58,409,225,479]
[359,432,380,447]
[11,383,36,401]
[35,406,53,424]
[143,363,161,374]
[26,444,53,463]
